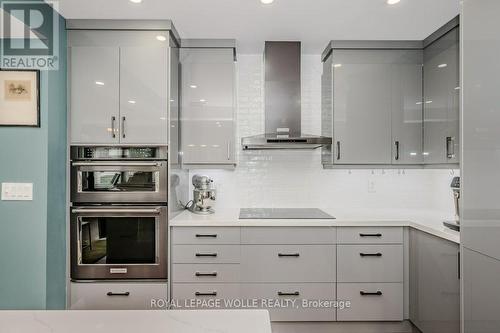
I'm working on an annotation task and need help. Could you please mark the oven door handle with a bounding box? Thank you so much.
[72,162,162,167]
[71,208,161,214]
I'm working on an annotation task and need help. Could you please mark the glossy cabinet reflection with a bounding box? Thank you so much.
[180,48,236,166]
[324,48,423,165]
[69,31,171,145]
[409,229,459,333]
[423,27,459,164]
[70,47,120,144]
[119,47,168,144]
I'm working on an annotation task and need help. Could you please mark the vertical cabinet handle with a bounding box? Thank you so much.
[336,141,341,160]
[395,141,400,161]
[458,251,461,280]
[227,141,231,160]
[111,116,116,138]
[122,116,126,139]
[446,136,455,159]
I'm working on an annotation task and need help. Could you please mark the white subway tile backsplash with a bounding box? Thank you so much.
[189,54,457,214]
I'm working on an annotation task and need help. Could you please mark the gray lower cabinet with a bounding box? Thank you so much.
[462,248,500,333]
[171,226,406,322]
[409,229,459,333]
[423,26,460,165]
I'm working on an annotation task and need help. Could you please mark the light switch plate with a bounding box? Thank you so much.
[368,179,377,193]
[1,183,33,201]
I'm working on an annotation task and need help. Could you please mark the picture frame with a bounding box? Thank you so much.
[0,69,40,127]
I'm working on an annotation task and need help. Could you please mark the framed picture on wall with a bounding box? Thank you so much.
[0,69,40,127]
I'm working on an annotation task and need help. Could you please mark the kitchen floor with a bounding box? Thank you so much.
[271,321,420,333]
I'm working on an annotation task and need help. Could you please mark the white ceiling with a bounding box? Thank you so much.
[53,0,460,54]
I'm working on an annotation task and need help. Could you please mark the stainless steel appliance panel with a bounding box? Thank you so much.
[70,206,167,280]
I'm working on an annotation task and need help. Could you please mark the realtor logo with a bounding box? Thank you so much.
[1,1,59,70]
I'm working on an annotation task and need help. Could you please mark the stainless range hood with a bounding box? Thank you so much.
[241,41,332,150]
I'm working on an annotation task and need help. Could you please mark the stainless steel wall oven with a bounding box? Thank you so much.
[70,146,168,280]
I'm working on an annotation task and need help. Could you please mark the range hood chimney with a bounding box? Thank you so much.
[241,41,332,150]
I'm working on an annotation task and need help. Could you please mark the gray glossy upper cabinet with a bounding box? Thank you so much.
[180,47,236,166]
[321,45,423,166]
[68,25,177,145]
[119,47,168,144]
[423,25,460,164]
[70,46,120,144]
[409,229,459,333]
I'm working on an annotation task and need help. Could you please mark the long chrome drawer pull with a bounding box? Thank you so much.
[195,253,218,257]
[278,291,300,296]
[278,253,300,257]
[195,234,218,238]
[359,253,382,257]
[195,272,218,277]
[72,208,160,214]
[360,291,382,296]
[195,292,217,297]
[359,233,382,237]
[72,162,161,167]
[106,292,130,296]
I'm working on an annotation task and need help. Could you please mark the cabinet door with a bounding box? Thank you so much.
[70,47,119,144]
[333,50,392,164]
[423,27,460,164]
[409,229,460,333]
[120,47,168,144]
[180,48,235,165]
[391,52,424,165]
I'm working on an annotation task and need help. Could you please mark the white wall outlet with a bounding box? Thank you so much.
[368,179,377,193]
[1,183,33,201]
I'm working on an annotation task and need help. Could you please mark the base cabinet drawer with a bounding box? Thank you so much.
[172,245,240,263]
[337,227,403,244]
[337,283,403,321]
[172,227,240,244]
[337,245,403,282]
[241,283,336,321]
[172,264,240,283]
[241,245,336,282]
[70,282,167,310]
[241,227,336,244]
[171,283,240,308]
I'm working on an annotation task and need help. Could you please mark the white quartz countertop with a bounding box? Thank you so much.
[0,310,272,333]
[170,208,460,244]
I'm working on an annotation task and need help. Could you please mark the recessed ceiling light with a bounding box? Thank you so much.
[128,100,136,104]
[438,63,448,68]
[190,85,198,89]
[425,100,433,104]
[334,64,342,68]
[261,0,274,4]
[200,99,206,102]
[156,35,167,42]
[95,81,104,86]
[387,0,400,4]
[130,0,142,3]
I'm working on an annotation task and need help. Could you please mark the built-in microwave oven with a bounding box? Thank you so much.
[70,205,167,280]
[70,146,167,204]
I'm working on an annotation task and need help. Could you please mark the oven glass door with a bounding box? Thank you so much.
[79,215,157,265]
[71,162,167,203]
[71,206,167,279]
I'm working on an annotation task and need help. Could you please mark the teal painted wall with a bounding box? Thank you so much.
[0,2,67,309]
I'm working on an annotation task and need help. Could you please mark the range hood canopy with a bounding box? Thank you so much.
[241,41,332,150]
